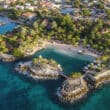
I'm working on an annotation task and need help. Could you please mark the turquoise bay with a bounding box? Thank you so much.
[0,46,110,110]
[0,19,110,110]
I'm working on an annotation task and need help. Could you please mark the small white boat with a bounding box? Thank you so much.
[78,50,83,54]
[0,22,6,26]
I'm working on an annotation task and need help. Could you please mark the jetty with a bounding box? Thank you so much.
[59,72,68,79]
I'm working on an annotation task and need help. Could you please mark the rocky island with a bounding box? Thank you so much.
[57,56,110,103]
[15,56,63,80]
[57,77,88,103]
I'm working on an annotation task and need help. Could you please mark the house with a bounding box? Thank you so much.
[40,1,53,8]
[3,4,9,8]
[16,5,24,10]
[54,0,62,3]
[19,12,37,24]
[24,3,31,7]
[21,12,36,20]
[25,6,35,11]
[40,1,60,9]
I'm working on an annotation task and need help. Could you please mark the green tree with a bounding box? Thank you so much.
[13,48,24,58]
[51,21,58,29]
[20,27,27,40]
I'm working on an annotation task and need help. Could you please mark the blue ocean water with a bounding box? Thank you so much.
[0,46,110,110]
[0,16,17,34]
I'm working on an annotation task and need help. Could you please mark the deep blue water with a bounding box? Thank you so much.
[0,16,17,34]
[0,46,110,110]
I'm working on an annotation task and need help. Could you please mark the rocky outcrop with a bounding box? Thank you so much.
[57,68,110,104]
[57,78,88,103]
[94,70,110,87]
[15,57,63,80]
[83,69,110,89]
[0,53,16,62]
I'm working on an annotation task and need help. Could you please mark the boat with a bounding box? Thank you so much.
[0,22,6,26]
[78,50,83,54]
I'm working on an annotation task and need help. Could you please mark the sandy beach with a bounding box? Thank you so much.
[0,39,98,62]
[26,39,99,58]
[49,41,99,58]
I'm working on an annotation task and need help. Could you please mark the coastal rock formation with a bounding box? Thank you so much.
[57,78,88,103]
[0,53,16,62]
[15,56,63,80]
[94,70,110,87]
[83,58,110,88]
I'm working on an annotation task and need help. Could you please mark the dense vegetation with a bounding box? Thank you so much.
[7,9,21,20]
[70,72,82,78]
[32,56,59,67]
[0,0,110,60]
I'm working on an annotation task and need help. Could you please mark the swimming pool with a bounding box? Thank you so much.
[0,16,18,34]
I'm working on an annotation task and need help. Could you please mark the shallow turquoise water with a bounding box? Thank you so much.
[0,47,110,110]
[0,17,17,34]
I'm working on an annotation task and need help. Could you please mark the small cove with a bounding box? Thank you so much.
[33,46,94,74]
[0,46,95,110]
[0,18,110,110]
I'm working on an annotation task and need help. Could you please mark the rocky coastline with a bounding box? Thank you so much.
[0,53,16,62]
[57,67,110,103]
[57,78,88,104]
[15,56,63,80]
[0,41,110,104]
[94,70,110,88]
